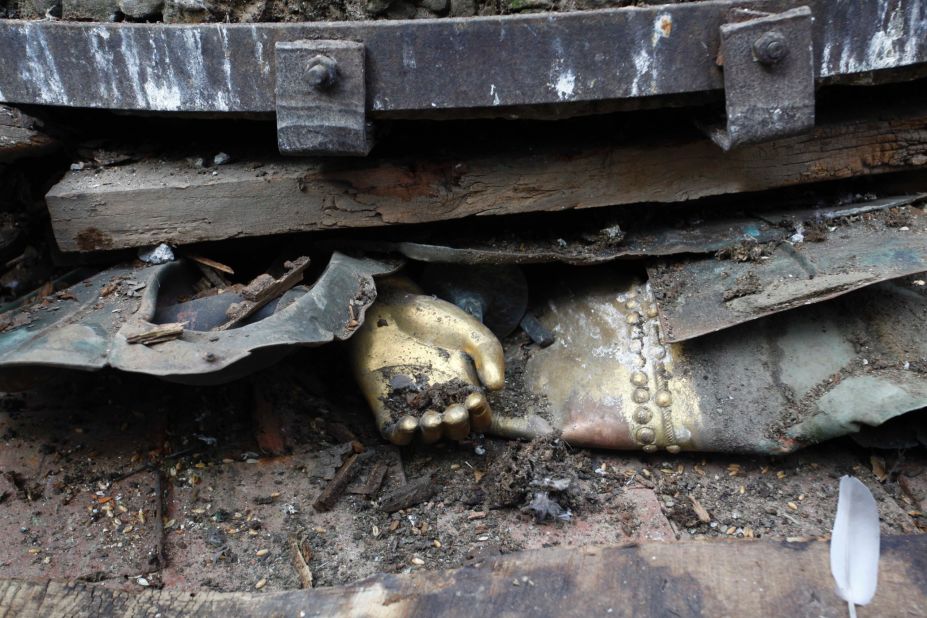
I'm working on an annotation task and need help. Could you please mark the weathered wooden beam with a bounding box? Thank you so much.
[46,103,927,252]
[0,105,56,162]
[0,536,924,616]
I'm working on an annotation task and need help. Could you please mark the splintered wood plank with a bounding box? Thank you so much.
[0,536,925,616]
[46,104,927,252]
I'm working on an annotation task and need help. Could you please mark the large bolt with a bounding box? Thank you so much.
[753,31,788,65]
[306,54,338,89]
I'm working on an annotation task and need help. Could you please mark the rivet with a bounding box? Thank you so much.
[653,346,667,359]
[645,305,659,318]
[642,444,658,453]
[633,407,653,424]
[630,371,648,387]
[632,388,650,404]
[625,300,640,311]
[626,311,641,324]
[655,390,673,407]
[666,445,681,454]
[637,427,656,444]
[203,352,217,363]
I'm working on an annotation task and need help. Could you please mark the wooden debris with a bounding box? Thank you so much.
[324,421,360,445]
[4,536,927,615]
[871,456,888,482]
[347,460,389,496]
[217,257,310,330]
[0,105,56,162]
[252,383,288,456]
[288,534,314,589]
[312,453,360,512]
[379,476,436,513]
[125,322,185,346]
[187,254,235,275]
[689,496,711,524]
[45,103,927,252]
[195,262,230,289]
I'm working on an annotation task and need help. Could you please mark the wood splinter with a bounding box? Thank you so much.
[312,452,360,512]
[125,322,186,345]
[288,534,314,589]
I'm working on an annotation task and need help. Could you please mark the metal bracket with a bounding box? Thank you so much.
[275,39,373,157]
[712,6,815,150]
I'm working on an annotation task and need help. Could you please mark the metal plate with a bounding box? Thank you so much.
[0,0,924,115]
[276,39,372,156]
[713,6,815,149]
[0,252,399,386]
[647,201,927,342]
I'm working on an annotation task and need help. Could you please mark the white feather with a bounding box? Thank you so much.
[830,475,881,608]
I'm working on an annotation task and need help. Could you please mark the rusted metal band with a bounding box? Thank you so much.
[0,0,924,115]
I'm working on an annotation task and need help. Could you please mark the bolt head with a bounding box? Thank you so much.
[306,54,338,90]
[753,31,788,65]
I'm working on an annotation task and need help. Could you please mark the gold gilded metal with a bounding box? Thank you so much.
[442,404,470,440]
[655,390,673,407]
[349,276,505,445]
[466,392,493,433]
[521,277,704,453]
[633,407,653,424]
[419,410,443,444]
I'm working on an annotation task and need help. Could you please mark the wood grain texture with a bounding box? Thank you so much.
[0,105,56,162]
[1,536,925,617]
[46,107,927,252]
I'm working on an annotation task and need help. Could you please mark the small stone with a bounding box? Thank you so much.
[411,556,425,565]
[256,549,269,557]
[448,0,475,16]
[366,0,393,13]
[255,578,267,589]
[118,0,163,18]
[416,0,446,11]
[212,152,232,166]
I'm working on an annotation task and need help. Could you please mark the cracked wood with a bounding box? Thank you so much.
[0,536,925,616]
[46,104,927,252]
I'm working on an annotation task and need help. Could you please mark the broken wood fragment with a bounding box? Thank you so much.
[689,496,711,524]
[347,459,389,496]
[187,254,235,275]
[312,453,360,512]
[0,105,56,162]
[288,534,314,589]
[324,421,359,446]
[217,256,309,330]
[379,476,436,513]
[124,322,185,346]
[252,383,288,456]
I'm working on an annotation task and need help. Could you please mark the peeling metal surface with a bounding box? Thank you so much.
[0,0,924,114]
[0,252,398,386]
[647,200,927,343]
[494,269,927,453]
[333,195,922,265]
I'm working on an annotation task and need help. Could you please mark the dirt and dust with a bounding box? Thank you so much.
[721,271,762,302]
[0,348,923,595]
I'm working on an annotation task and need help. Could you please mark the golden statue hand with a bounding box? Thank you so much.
[349,276,505,445]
